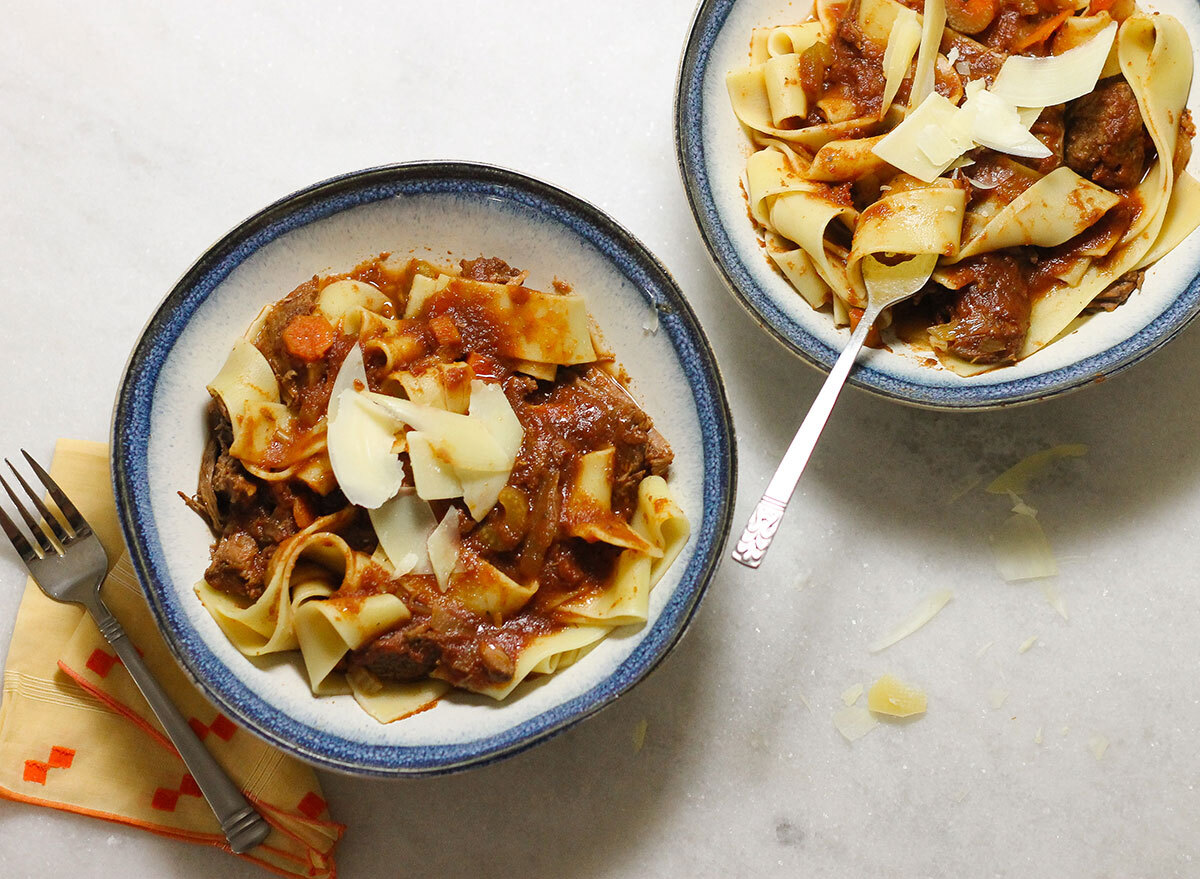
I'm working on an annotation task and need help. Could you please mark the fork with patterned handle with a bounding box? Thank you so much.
[0,450,272,854]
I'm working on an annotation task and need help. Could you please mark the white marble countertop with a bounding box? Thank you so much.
[3,2,1200,876]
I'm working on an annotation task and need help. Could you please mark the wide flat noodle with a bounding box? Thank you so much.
[1022,14,1195,358]
[194,511,357,657]
[847,181,965,300]
[349,675,450,724]
[955,167,1120,260]
[460,626,612,701]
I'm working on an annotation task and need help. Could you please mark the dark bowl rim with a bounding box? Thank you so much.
[110,159,737,776]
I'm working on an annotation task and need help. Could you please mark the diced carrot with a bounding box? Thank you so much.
[428,314,462,347]
[466,352,504,381]
[282,313,335,362]
[292,495,315,530]
[1011,8,1072,52]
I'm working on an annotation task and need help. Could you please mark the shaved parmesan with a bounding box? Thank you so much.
[833,705,878,742]
[990,510,1058,581]
[869,589,954,653]
[468,381,523,462]
[873,93,970,182]
[1089,735,1109,760]
[988,688,1010,709]
[327,344,367,421]
[1035,726,1043,745]
[987,444,1088,495]
[960,87,1051,159]
[369,488,437,575]
[908,0,945,110]
[327,390,405,509]
[1042,580,1069,620]
[868,675,927,717]
[991,22,1117,107]
[406,431,464,500]
[427,509,461,592]
[632,718,648,754]
[1018,635,1038,654]
[364,392,509,473]
[841,683,864,706]
[881,7,922,118]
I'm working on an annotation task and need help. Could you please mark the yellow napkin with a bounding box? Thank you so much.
[0,439,343,877]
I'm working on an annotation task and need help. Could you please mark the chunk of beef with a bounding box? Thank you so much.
[252,281,321,405]
[1065,79,1148,190]
[204,532,270,601]
[928,255,1031,364]
[1085,269,1144,314]
[212,451,257,505]
[459,257,523,284]
[351,625,443,682]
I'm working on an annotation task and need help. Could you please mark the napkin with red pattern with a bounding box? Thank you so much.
[0,439,343,877]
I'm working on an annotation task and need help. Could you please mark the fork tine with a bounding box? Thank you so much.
[21,450,88,536]
[6,459,71,544]
[0,498,39,562]
[0,473,51,556]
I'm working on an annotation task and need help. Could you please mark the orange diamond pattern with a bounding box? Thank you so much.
[23,745,76,785]
[298,791,327,819]
[150,772,205,812]
[85,649,117,678]
[187,712,237,742]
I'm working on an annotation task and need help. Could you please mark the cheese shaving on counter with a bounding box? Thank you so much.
[833,705,879,742]
[868,589,954,653]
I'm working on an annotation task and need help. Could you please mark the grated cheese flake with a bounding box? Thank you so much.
[987,444,1088,495]
[992,22,1118,107]
[834,705,879,742]
[632,718,648,754]
[868,675,927,718]
[990,510,1058,581]
[841,683,865,706]
[988,688,1010,709]
[1018,635,1038,654]
[1089,735,1109,760]
[868,589,954,653]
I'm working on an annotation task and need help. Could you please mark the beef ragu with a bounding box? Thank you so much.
[186,253,688,718]
[728,0,1198,373]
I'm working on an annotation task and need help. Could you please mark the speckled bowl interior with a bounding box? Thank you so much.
[676,0,1200,409]
[111,162,735,776]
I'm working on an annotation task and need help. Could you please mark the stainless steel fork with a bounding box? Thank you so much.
[0,450,271,854]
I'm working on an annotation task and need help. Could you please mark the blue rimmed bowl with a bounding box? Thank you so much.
[675,0,1200,409]
[111,161,735,776]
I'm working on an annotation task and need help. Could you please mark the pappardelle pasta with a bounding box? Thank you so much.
[184,254,689,722]
[728,0,1199,374]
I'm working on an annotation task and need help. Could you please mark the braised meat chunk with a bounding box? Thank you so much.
[928,255,1031,364]
[1065,79,1149,190]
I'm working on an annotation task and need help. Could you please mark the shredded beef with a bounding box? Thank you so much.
[459,257,523,284]
[1065,79,1149,190]
[252,281,321,405]
[351,625,443,682]
[1085,270,1144,314]
[929,255,1031,364]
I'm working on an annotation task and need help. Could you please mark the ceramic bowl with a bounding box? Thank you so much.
[675,0,1200,409]
[111,161,735,775]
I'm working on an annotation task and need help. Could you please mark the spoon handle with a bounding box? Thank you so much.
[731,304,880,569]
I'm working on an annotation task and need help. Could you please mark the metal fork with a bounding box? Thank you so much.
[0,450,271,854]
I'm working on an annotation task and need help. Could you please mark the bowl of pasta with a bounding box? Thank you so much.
[676,0,1200,408]
[111,161,735,775]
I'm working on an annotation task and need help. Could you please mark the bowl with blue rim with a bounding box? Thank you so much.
[111,160,736,775]
[675,0,1200,409]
